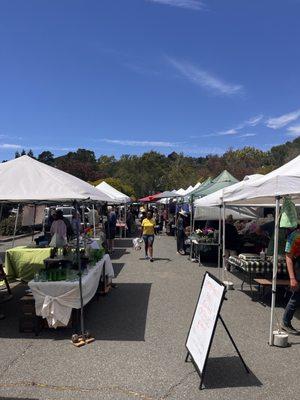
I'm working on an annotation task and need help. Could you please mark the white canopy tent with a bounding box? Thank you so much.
[0,155,115,339]
[157,190,179,205]
[95,181,131,204]
[96,181,131,238]
[0,155,112,203]
[184,185,194,195]
[222,156,300,205]
[222,155,300,346]
[176,188,186,196]
[194,206,258,221]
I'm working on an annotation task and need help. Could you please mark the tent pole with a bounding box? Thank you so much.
[222,201,226,282]
[92,204,96,238]
[12,204,20,248]
[0,204,3,222]
[269,196,281,346]
[189,195,194,261]
[32,205,37,242]
[218,204,222,280]
[124,203,127,238]
[75,201,85,337]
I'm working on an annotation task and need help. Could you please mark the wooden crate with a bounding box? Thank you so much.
[19,295,42,336]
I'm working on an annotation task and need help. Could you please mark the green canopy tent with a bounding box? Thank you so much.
[192,171,238,199]
[187,177,212,198]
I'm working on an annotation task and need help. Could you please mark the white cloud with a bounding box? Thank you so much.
[218,129,237,136]
[287,125,300,137]
[245,115,264,127]
[147,0,204,10]
[103,139,179,148]
[167,58,243,96]
[266,109,300,129]
[0,143,22,149]
[239,133,256,138]
[214,114,263,136]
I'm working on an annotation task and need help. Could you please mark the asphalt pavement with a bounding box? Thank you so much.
[0,234,299,400]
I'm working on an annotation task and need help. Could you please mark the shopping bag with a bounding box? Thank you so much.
[49,233,67,248]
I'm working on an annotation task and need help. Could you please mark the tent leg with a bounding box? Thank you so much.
[124,203,127,238]
[32,205,37,242]
[218,205,222,280]
[222,202,226,282]
[189,195,194,261]
[269,196,281,346]
[12,204,20,248]
[75,202,85,337]
[92,204,96,238]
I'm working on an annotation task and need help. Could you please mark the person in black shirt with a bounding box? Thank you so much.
[176,210,188,255]
[225,215,239,270]
[106,206,117,254]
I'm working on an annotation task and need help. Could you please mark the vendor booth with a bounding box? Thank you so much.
[0,155,114,339]
[221,154,300,345]
[96,181,131,237]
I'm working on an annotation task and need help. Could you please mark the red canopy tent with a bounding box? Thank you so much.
[139,193,161,203]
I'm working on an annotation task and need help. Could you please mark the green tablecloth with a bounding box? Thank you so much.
[5,246,52,282]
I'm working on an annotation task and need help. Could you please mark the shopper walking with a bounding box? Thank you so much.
[141,211,156,262]
[106,206,117,254]
[176,210,188,255]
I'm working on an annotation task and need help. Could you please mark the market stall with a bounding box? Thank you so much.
[0,155,113,339]
[96,182,131,237]
[222,155,300,345]
[192,174,263,270]
[29,253,114,328]
[186,171,239,263]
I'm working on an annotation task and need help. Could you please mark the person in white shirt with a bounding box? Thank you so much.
[50,210,67,241]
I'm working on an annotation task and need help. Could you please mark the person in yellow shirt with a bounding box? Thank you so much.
[141,211,156,262]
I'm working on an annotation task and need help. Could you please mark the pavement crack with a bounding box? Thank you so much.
[0,381,157,400]
[1,342,34,376]
[159,371,196,399]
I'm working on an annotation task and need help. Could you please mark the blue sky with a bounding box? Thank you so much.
[0,0,300,160]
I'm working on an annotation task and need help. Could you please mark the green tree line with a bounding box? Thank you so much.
[14,137,300,199]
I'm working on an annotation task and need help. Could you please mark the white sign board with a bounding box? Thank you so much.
[186,273,225,374]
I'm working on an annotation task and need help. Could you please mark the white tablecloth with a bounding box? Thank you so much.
[28,254,114,328]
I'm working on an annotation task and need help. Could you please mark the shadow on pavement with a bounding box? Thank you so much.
[0,282,151,342]
[110,249,129,260]
[87,283,151,341]
[114,239,133,248]
[0,398,38,400]
[112,263,126,278]
[204,356,262,389]
[138,258,172,262]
